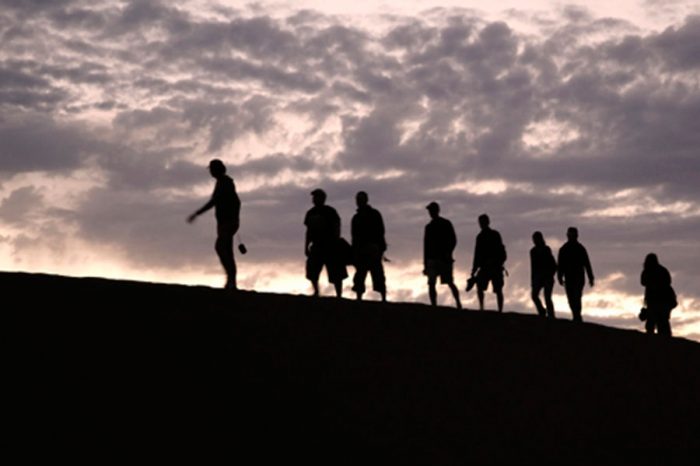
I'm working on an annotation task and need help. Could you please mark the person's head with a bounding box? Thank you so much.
[644,253,659,269]
[478,214,490,230]
[532,231,545,247]
[356,191,369,208]
[567,226,579,242]
[426,201,440,219]
[311,188,326,207]
[208,159,226,178]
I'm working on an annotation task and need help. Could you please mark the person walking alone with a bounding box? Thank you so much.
[187,159,241,290]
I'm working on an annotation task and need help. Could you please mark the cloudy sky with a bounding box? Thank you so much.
[1,0,699,340]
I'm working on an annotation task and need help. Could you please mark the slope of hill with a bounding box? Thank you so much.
[7,272,699,463]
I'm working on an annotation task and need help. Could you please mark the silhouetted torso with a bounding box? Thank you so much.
[530,244,556,285]
[351,205,386,251]
[473,228,505,271]
[213,175,241,224]
[557,241,592,285]
[304,205,341,249]
[641,264,672,308]
[424,217,456,262]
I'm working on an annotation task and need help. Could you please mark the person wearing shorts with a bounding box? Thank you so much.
[304,189,347,297]
[470,214,506,312]
[423,202,461,309]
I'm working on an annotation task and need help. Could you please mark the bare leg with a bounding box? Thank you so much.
[334,282,343,298]
[477,288,485,311]
[544,281,555,318]
[496,290,504,313]
[215,234,236,290]
[428,277,437,306]
[532,286,546,317]
[311,280,319,297]
[448,283,462,309]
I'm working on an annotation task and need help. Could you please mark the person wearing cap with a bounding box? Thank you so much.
[304,189,347,297]
[423,202,462,308]
[351,191,387,302]
[557,226,594,322]
[187,159,241,290]
[470,214,506,312]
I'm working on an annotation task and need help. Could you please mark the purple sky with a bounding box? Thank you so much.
[1,0,699,340]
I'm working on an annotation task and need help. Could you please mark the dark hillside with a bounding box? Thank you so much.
[6,272,699,463]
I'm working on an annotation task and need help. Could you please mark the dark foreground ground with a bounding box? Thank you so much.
[6,272,700,463]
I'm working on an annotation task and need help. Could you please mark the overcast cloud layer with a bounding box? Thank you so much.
[1,0,698,340]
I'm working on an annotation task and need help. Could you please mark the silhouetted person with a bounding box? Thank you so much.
[304,189,347,297]
[530,231,557,318]
[470,214,506,312]
[351,191,387,302]
[557,227,594,322]
[641,253,675,336]
[187,159,241,290]
[424,202,461,308]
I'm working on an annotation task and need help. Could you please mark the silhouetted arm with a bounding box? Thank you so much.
[377,210,387,252]
[471,236,480,277]
[447,222,457,256]
[583,248,594,287]
[335,215,341,239]
[304,212,311,256]
[187,197,215,223]
[423,226,429,272]
[557,248,565,285]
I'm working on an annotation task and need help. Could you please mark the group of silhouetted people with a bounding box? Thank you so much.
[187,159,678,336]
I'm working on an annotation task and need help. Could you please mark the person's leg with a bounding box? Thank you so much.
[306,250,323,297]
[353,264,368,301]
[333,280,343,298]
[448,282,462,309]
[476,271,488,310]
[215,233,236,289]
[492,271,504,312]
[326,253,346,298]
[543,280,555,318]
[369,258,387,302]
[645,308,656,334]
[428,275,437,306]
[566,283,584,322]
[657,309,672,336]
[532,283,546,317]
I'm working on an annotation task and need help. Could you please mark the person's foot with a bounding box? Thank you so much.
[224,280,237,291]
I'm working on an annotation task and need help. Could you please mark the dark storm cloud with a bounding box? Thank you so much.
[0,1,698,335]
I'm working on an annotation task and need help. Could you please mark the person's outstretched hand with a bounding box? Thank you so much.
[187,213,197,224]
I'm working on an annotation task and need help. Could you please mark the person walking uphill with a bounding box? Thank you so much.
[470,214,506,312]
[187,159,241,290]
[530,231,557,318]
[641,253,676,336]
[424,202,461,309]
[304,189,347,297]
[557,227,594,322]
[351,191,387,302]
